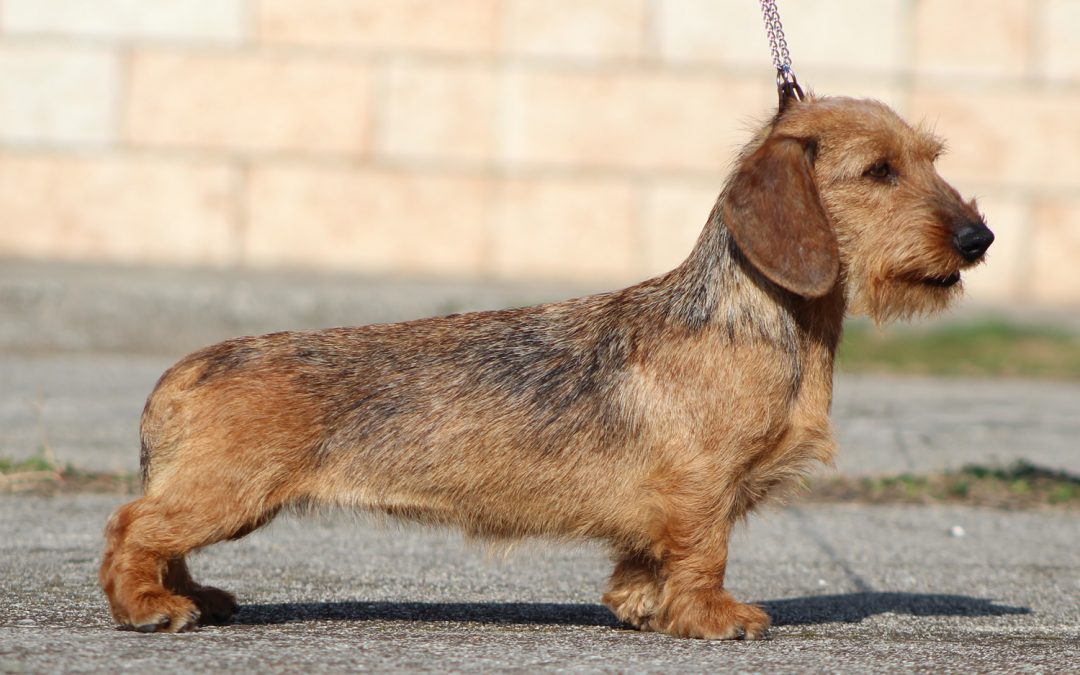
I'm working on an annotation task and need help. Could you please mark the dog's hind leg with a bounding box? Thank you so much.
[100,480,283,632]
[162,553,239,626]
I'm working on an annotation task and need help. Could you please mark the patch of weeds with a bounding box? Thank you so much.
[1049,483,1080,504]
[806,460,1080,509]
[0,453,57,474]
[1,452,139,496]
[1008,479,1031,495]
[946,479,970,498]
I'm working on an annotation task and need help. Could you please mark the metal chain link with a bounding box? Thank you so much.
[758,0,803,109]
[759,0,791,73]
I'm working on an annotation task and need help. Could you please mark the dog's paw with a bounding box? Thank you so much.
[188,585,238,625]
[602,585,659,631]
[120,592,201,633]
[657,591,770,640]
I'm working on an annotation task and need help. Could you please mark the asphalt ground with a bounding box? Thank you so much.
[2,495,1077,673]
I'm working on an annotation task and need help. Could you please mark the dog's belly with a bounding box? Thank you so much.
[304,428,658,543]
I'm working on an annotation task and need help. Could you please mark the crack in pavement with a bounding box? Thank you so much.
[790,506,874,594]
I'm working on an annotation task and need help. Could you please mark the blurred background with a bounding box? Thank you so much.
[1,0,1077,301]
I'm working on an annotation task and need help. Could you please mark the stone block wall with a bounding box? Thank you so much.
[0,0,1077,306]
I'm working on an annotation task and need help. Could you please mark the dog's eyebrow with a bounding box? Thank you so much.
[826,139,896,178]
[913,124,947,159]
[930,137,946,159]
[916,134,945,160]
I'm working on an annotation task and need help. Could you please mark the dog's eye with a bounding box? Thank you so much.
[865,161,893,181]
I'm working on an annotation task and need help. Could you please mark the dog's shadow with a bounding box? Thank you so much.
[237,592,1028,628]
[762,592,1029,625]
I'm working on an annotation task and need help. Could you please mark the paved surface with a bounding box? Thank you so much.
[2,261,1079,671]
[2,495,1078,672]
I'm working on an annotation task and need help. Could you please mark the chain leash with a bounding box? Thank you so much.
[759,0,804,111]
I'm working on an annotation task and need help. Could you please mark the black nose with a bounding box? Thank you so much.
[952,220,994,262]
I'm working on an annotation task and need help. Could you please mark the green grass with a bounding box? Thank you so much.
[1,450,137,495]
[837,318,1080,379]
[0,454,56,474]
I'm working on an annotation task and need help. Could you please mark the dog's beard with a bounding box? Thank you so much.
[848,273,963,324]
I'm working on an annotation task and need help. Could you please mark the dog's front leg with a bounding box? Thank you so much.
[647,501,770,640]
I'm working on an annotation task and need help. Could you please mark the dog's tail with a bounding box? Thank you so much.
[138,435,152,489]
[137,360,195,491]
[139,379,179,492]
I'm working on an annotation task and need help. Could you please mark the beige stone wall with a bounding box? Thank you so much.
[0,0,1077,306]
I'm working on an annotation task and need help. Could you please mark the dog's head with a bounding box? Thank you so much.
[721,96,993,321]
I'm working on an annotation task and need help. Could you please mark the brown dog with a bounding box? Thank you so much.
[100,96,992,638]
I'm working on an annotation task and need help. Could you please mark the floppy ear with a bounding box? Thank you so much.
[721,135,839,298]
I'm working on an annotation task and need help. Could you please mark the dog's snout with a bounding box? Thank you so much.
[952,220,994,262]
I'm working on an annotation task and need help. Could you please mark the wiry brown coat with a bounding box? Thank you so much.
[100,96,992,639]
